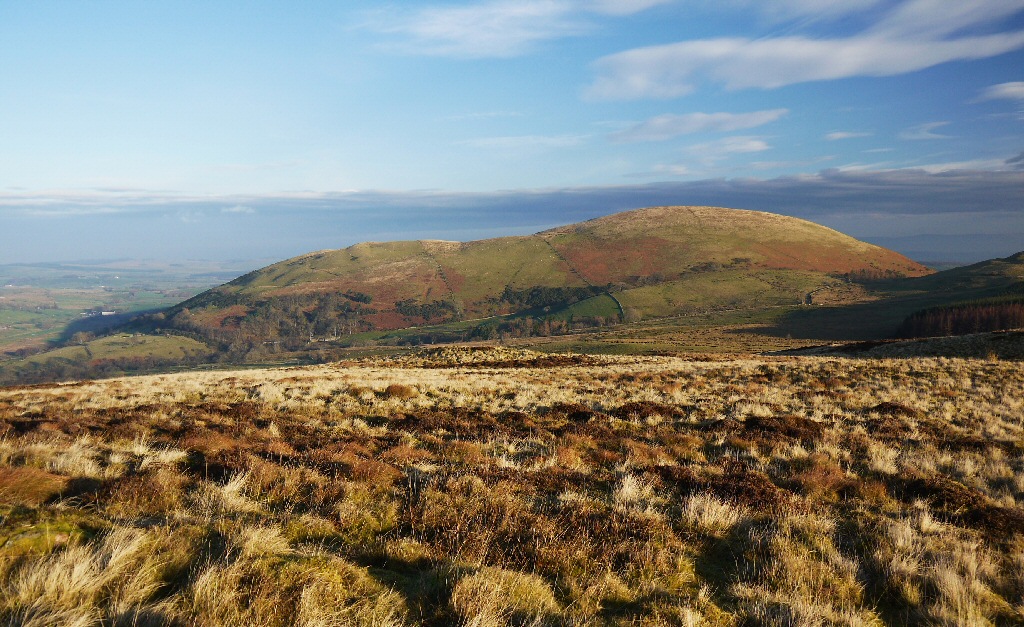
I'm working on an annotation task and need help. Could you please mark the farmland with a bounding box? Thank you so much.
[1,347,1022,625]
[0,260,254,358]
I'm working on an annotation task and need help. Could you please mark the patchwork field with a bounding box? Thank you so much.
[1,348,1023,625]
[0,260,252,358]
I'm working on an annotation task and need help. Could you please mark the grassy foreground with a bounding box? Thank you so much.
[1,347,1023,625]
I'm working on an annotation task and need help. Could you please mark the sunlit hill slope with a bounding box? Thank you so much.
[167,206,928,338]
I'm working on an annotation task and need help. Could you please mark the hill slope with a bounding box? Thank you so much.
[765,250,1024,341]
[164,206,927,344]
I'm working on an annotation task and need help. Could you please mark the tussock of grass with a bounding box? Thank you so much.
[1,350,1023,624]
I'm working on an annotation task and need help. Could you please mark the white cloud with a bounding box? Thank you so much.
[662,136,771,173]
[587,0,674,15]
[868,0,1024,40]
[826,131,872,141]
[177,211,205,224]
[222,205,256,214]
[370,0,669,58]
[459,134,589,149]
[749,155,836,170]
[689,136,771,155]
[651,163,692,176]
[976,81,1024,102]
[587,0,1024,98]
[715,0,887,22]
[611,109,787,142]
[898,121,952,140]
[445,110,525,121]
[589,33,1024,98]
[834,160,898,172]
[911,157,1013,172]
[373,0,583,58]
[19,206,125,218]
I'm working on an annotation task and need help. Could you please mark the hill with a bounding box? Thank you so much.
[156,206,928,350]
[5,209,1024,385]
[0,333,213,383]
[764,250,1024,341]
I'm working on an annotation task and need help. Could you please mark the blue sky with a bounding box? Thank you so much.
[1,0,1022,264]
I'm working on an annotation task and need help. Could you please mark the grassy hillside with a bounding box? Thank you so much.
[541,205,925,283]
[764,251,1024,341]
[784,329,1024,360]
[162,206,929,350]
[0,334,212,384]
[2,349,1023,624]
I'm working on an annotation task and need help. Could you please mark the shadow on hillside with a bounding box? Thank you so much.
[54,309,158,345]
[746,301,907,341]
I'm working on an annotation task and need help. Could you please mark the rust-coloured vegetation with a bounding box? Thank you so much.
[1,349,1023,625]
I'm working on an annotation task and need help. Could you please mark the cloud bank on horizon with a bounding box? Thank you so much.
[0,0,1022,264]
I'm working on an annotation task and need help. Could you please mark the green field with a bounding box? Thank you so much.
[0,333,214,384]
[20,334,212,364]
[0,260,255,357]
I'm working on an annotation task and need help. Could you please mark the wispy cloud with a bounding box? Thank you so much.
[368,0,669,58]
[898,121,952,140]
[587,0,1024,98]
[611,109,787,142]
[18,206,126,218]
[651,164,691,176]
[177,211,205,224]
[587,0,674,16]
[1008,151,1024,169]
[688,136,771,156]
[445,110,525,121]
[222,205,256,214]
[373,1,583,58]
[910,158,1012,173]
[4,168,1023,262]
[715,0,888,22]
[975,81,1024,102]
[650,135,772,176]
[749,155,836,170]
[826,131,872,141]
[4,166,1021,222]
[458,134,589,149]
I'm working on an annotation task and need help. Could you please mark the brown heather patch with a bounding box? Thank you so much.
[742,413,824,442]
[0,352,1023,624]
[0,466,68,506]
[189,303,251,329]
[384,383,420,399]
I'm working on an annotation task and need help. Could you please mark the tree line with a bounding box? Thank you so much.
[896,298,1024,338]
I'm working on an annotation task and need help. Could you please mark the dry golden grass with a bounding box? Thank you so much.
[1,347,1023,625]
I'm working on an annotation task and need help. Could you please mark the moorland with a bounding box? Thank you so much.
[2,205,1023,626]
[1,347,1023,625]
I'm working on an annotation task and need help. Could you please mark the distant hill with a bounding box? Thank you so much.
[9,208,1024,384]
[155,206,927,348]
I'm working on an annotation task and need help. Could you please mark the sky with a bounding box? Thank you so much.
[1,0,1022,265]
